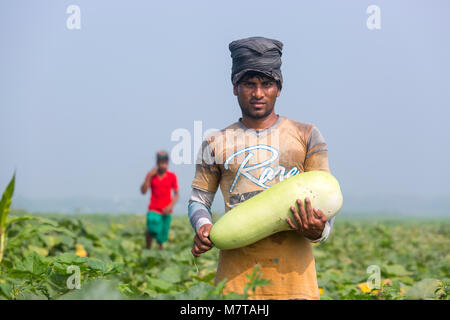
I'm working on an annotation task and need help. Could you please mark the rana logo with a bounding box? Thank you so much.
[224,144,300,192]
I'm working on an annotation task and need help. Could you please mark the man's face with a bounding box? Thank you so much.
[233,74,281,119]
[157,160,168,173]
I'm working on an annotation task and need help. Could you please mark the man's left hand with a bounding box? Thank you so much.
[162,205,173,215]
[286,197,327,241]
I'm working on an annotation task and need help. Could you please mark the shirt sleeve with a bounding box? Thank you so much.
[304,126,330,173]
[191,138,221,193]
[172,173,179,191]
[305,217,335,244]
[188,187,216,232]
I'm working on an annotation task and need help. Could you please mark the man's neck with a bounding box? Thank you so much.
[157,169,167,176]
[240,112,279,130]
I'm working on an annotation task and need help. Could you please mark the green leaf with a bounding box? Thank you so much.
[208,278,227,297]
[12,252,49,277]
[156,282,214,300]
[0,172,15,230]
[104,262,123,275]
[145,276,174,293]
[60,235,75,247]
[398,276,415,285]
[383,264,413,277]
[120,283,143,298]
[54,253,88,265]
[59,279,124,300]
[159,265,183,283]
[34,225,77,238]
[86,259,107,273]
[0,282,12,299]
[6,215,57,228]
[222,292,246,300]
[406,278,441,300]
[27,245,49,257]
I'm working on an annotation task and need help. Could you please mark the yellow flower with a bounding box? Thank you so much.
[357,282,379,294]
[319,288,324,295]
[75,244,87,257]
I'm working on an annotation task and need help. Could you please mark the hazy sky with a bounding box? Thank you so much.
[1,1,449,214]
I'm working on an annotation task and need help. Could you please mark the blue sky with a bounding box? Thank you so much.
[1,1,449,214]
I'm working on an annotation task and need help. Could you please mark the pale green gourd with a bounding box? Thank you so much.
[209,170,343,250]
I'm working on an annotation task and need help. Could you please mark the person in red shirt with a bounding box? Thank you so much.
[140,150,179,250]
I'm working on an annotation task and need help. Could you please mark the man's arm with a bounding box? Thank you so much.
[188,187,216,257]
[140,167,157,194]
[189,136,221,256]
[162,189,179,215]
[308,216,335,243]
[287,199,335,243]
[301,125,335,243]
[188,187,215,232]
[162,174,180,215]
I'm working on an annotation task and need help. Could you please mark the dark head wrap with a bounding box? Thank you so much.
[156,150,169,162]
[229,36,283,88]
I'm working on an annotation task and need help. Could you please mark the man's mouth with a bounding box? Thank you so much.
[250,102,266,108]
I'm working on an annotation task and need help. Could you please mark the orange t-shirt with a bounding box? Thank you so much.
[191,115,330,300]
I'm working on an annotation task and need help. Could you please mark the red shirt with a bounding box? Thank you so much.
[147,170,178,214]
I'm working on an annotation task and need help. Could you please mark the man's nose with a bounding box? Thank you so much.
[252,85,264,99]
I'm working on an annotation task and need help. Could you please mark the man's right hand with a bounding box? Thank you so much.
[149,167,158,178]
[141,167,158,194]
[192,224,214,257]
[146,167,158,185]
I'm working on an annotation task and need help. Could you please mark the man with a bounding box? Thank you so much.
[187,36,336,300]
[141,150,179,250]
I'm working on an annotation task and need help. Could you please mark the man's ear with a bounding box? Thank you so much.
[233,84,238,96]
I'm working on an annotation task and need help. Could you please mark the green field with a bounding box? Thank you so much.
[0,210,448,300]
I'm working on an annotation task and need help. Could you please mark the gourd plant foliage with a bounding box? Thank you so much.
[0,172,41,265]
[0,172,15,264]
